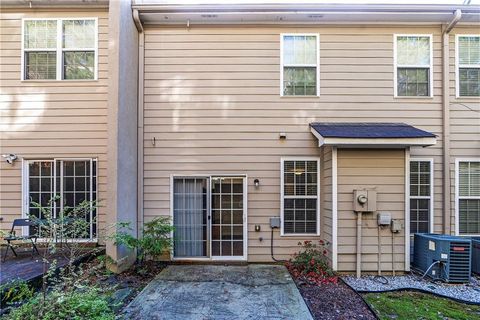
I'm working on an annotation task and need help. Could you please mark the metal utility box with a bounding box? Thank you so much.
[353,189,377,212]
[270,217,281,229]
[377,212,391,226]
[472,237,480,275]
[413,233,472,283]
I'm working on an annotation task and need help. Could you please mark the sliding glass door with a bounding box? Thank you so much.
[172,176,246,260]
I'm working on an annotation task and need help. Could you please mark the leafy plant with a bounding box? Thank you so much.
[0,280,34,306]
[5,287,114,320]
[109,217,174,264]
[286,240,337,285]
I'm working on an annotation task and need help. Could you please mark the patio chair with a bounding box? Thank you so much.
[2,218,40,262]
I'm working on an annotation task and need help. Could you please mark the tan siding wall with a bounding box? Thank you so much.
[448,27,480,234]
[337,149,406,272]
[142,25,446,263]
[0,10,109,235]
[321,146,333,264]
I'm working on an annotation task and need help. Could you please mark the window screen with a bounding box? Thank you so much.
[458,161,480,235]
[282,35,318,96]
[282,159,318,234]
[396,36,431,96]
[409,160,432,234]
[458,36,480,97]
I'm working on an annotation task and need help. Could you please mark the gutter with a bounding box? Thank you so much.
[441,9,462,235]
[133,9,144,238]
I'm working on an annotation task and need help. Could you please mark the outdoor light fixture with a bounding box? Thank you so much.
[254,179,260,188]
[2,154,17,165]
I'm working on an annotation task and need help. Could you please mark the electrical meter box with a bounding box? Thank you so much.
[353,189,377,212]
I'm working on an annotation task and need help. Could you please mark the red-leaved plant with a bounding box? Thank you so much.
[286,240,338,285]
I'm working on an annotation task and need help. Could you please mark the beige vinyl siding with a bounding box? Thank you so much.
[320,146,333,264]
[449,27,480,234]
[336,149,406,272]
[143,25,444,263]
[0,10,109,235]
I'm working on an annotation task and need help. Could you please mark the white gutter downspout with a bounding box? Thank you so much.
[133,9,145,238]
[442,9,461,235]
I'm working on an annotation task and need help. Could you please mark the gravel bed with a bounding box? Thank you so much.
[342,273,480,304]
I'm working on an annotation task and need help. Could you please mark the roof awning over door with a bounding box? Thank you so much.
[309,122,437,148]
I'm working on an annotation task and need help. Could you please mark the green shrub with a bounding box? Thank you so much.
[5,287,114,320]
[109,217,174,263]
[0,279,34,306]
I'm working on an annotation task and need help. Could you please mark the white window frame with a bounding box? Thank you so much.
[455,158,480,236]
[21,18,98,81]
[21,158,98,241]
[280,33,320,97]
[280,157,321,236]
[409,158,434,233]
[455,34,480,98]
[393,34,433,98]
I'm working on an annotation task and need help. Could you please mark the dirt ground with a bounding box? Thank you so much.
[294,278,377,320]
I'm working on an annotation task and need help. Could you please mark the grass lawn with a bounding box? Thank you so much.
[363,291,480,320]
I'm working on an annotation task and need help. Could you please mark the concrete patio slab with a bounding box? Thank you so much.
[121,264,313,320]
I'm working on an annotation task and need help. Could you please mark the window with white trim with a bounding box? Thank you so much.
[281,159,319,235]
[457,35,480,97]
[23,19,97,80]
[24,159,97,239]
[409,160,433,234]
[457,160,480,235]
[281,34,319,96]
[395,35,432,97]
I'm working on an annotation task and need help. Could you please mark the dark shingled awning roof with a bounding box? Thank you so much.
[310,122,436,139]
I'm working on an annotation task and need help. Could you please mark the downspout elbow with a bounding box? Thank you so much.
[444,9,462,34]
[133,9,143,33]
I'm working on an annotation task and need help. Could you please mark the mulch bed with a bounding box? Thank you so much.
[82,259,168,312]
[292,277,377,320]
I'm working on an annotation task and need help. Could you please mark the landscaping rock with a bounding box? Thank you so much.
[343,274,480,304]
[109,287,134,312]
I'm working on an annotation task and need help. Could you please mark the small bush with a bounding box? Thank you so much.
[110,217,174,264]
[5,287,114,320]
[286,240,337,285]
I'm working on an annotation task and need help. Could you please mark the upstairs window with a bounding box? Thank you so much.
[23,18,97,80]
[281,34,319,96]
[457,35,480,97]
[395,35,432,97]
[281,158,319,235]
[456,160,480,236]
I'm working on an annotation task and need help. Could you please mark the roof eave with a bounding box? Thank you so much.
[310,127,437,148]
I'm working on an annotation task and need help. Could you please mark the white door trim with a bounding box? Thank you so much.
[171,174,248,261]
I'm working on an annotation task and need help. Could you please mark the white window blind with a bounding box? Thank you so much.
[458,161,480,235]
[409,160,432,234]
[457,35,480,97]
[281,159,319,235]
[23,18,97,80]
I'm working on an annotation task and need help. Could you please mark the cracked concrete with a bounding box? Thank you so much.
[121,264,313,320]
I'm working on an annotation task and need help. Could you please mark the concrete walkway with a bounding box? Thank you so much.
[121,264,313,320]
